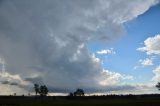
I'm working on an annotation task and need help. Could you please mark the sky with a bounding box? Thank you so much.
[88,3,160,84]
[0,0,160,95]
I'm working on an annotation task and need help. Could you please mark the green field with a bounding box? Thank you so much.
[0,97,160,106]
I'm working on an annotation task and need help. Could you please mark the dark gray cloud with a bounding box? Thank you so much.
[1,80,10,84]
[24,76,44,85]
[0,0,158,94]
[1,80,22,87]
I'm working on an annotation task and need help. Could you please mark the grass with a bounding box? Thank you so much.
[0,96,160,106]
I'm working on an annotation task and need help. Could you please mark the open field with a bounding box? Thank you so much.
[0,95,160,106]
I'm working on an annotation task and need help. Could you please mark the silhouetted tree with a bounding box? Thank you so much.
[34,84,39,96]
[39,85,48,97]
[74,88,85,96]
[156,82,160,90]
[68,92,74,96]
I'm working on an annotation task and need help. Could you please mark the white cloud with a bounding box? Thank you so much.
[0,0,158,94]
[97,48,116,55]
[137,34,160,55]
[0,70,31,88]
[0,71,32,95]
[0,84,28,95]
[139,58,153,66]
[137,34,160,83]
[98,69,133,86]
[152,65,160,82]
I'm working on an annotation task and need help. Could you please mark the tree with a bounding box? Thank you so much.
[74,88,85,96]
[34,84,39,96]
[156,82,160,90]
[68,92,74,96]
[39,85,48,97]
[34,84,49,97]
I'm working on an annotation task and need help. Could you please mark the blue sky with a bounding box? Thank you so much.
[88,3,160,84]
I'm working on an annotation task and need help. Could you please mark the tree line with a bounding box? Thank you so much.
[34,84,85,97]
[33,82,160,97]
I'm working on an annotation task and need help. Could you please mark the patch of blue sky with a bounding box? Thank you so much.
[87,3,160,84]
